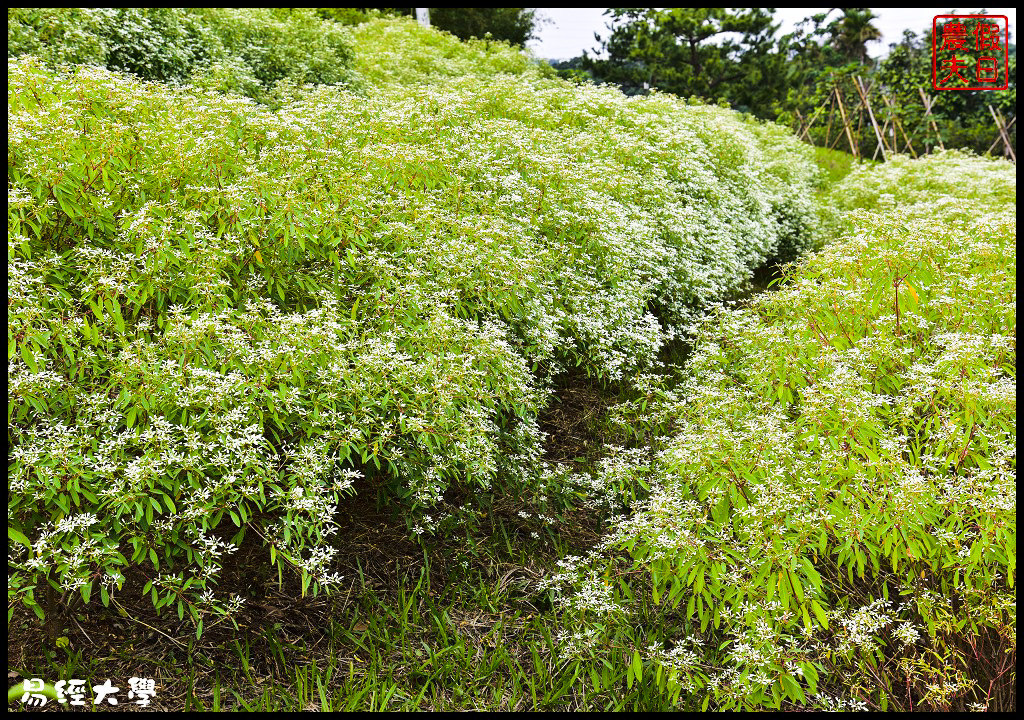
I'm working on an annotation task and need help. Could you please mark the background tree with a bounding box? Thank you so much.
[875,20,1015,155]
[579,7,782,106]
[830,8,882,65]
[429,8,539,46]
[570,5,1013,157]
[346,8,540,46]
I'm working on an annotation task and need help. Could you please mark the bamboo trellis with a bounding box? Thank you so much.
[879,93,917,158]
[988,104,1016,162]
[796,79,1014,162]
[798,78,1015,163]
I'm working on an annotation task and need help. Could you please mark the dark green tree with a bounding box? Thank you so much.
[578,8,786,114]
[428,8,539,46]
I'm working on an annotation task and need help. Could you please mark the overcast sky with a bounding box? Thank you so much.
[526,8,1017,61]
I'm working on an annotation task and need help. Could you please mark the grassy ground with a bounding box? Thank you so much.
[813,146,866,184]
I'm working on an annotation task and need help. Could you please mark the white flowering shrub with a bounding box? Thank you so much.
[7,8,357,103]
[353,18,823,372]
[544,152,1015,710]
[7,17,820,631]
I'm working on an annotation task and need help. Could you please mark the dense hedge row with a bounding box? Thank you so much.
[7,18,821,626]
[7,8,356,103]
[543,152,1016,710]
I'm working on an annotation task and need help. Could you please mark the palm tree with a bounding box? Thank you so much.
[832,8,882,65]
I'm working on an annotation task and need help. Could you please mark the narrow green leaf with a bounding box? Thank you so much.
[8,527,31,548]
[810,599,828,629]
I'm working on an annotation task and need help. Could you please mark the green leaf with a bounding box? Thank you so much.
[780,673,806,703]
[20,343,38,372]
[810,599,828,629]
[799,662,818,695]
[778,573,790,609]
[788,569,804,604]
[31,600,46,621]
[8,527,31,548]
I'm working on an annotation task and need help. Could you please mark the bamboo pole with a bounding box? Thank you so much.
[880,94,918,158]
[794,108,808,141]
[861,77,896,154]
[987,115,1016,154]
[834,86,859,159]
[797,101,828,144]
[855,102,865,152]
[857,76,873,156]
[895,116,917,157]
[988,104,1016,161]
[855,76,888,161]
[824,90,835,149]
[879,114,896,155]
[918,88,945,151]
